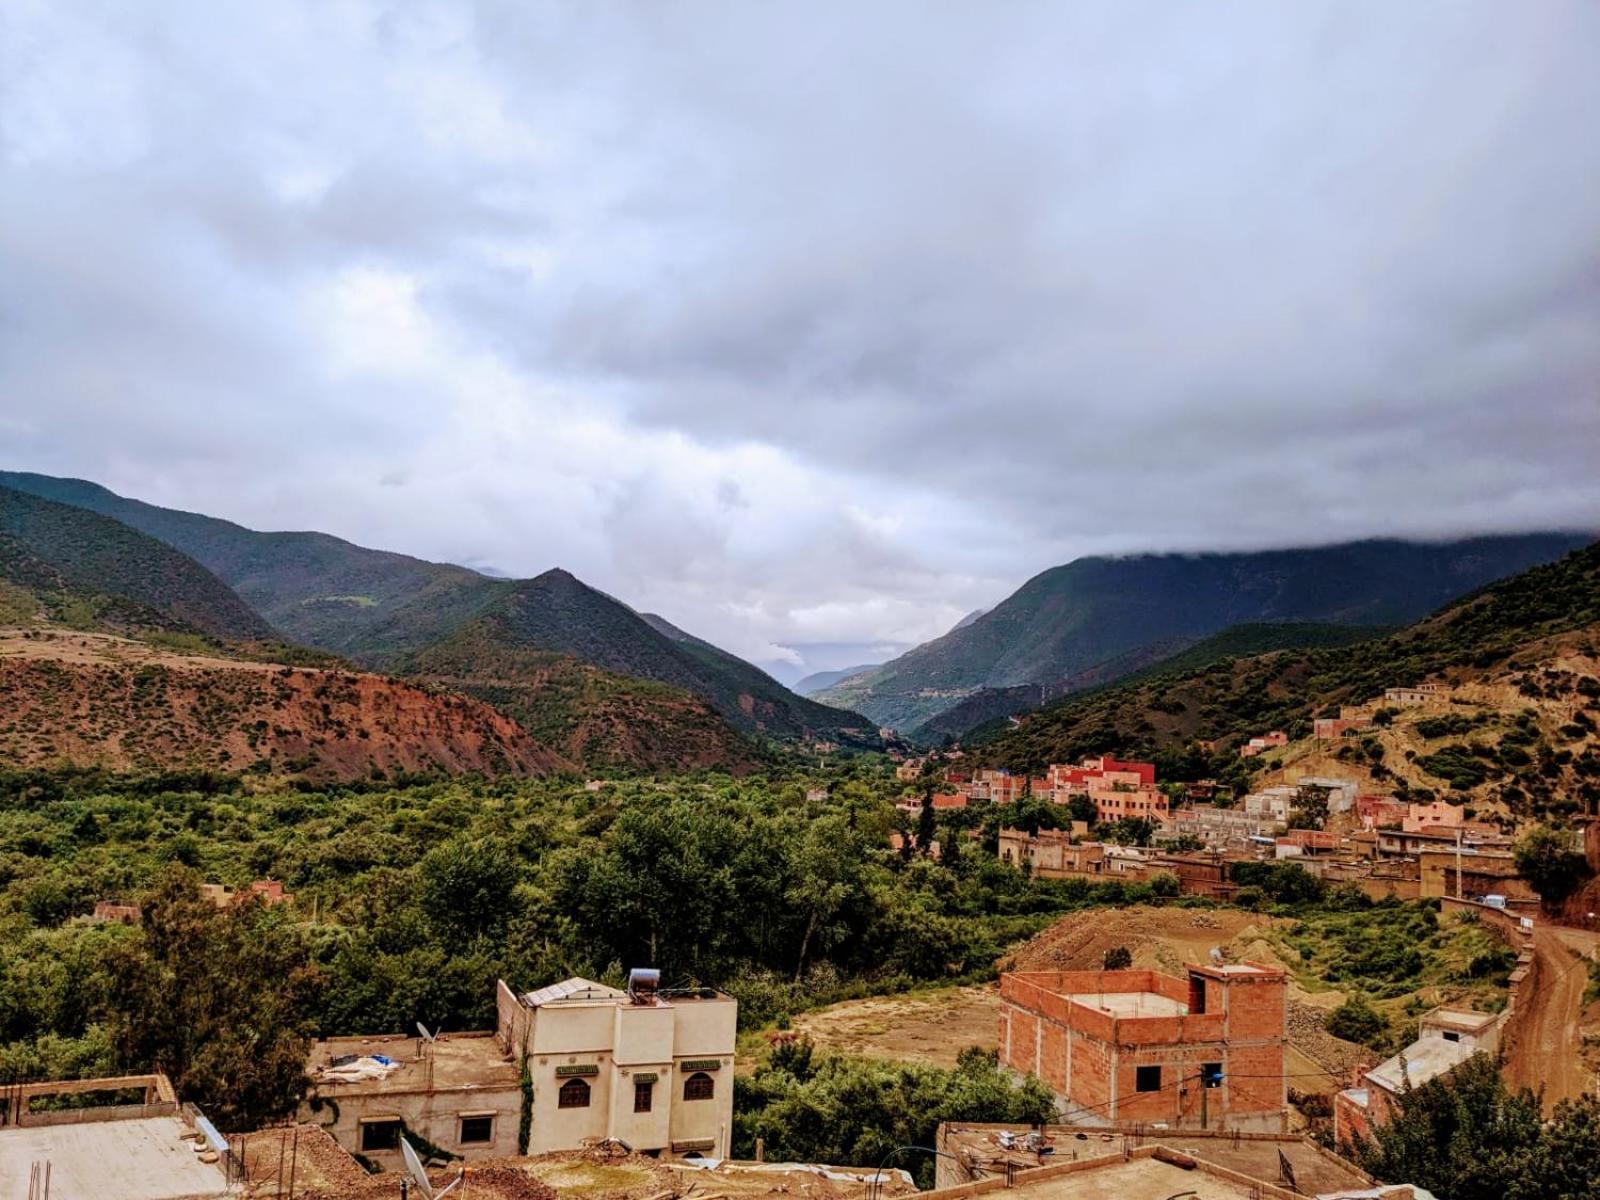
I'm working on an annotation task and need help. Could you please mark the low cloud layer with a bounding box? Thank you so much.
[3,1,1597,673]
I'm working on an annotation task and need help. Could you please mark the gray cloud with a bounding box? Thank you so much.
[1,0,1597,669]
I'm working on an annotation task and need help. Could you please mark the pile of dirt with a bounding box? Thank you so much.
[1005,906,1289,976]
[522,1148,678,1200]
[238,1124,380,1197]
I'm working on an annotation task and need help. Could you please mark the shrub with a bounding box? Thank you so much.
[1325,994,1386,1047]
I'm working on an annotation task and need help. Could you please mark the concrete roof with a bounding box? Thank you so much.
[1064,991,1188,1017]
[306,1032,520,1095]
[938,1124,1373,1198]
[987,1155,1257,1200]
[1365,1037,1477,1096]
[0,1116,228,1200]
[1424,1008,1498,1031]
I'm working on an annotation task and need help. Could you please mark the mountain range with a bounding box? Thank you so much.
[0,471,876,757]
[4,468,1593,780]
[815,534,1593,734]
[968,539,1600,817]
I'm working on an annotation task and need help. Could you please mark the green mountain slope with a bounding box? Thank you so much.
[0,485,274,641]
[968,540,1600,774]
[794,663,880,696]
[401,571,877,744]
[817,534,1592,729]
[908,622,1389,745]
[0,471,493,653]
[0,471,875,752]
[405,633,765,774]
[0,530,182,634]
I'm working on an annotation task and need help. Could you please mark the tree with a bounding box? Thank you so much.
[416,835,521,940]
[1350,1053,1582,1200]
[1102,945,1132,970]
[1065,793,1097,826]
[1101,817,1155,846]
[733,1042,1055,1182]
[1292,783,1331,829]
[1513,823,1590,905]
[917,785,937,854]
[1324,993,1386,1047]
[104,867,324,1131]
[787,815,863,980]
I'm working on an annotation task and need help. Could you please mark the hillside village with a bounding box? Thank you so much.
[1,487,1598,1200]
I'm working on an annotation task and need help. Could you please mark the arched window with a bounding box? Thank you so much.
[683,1072,714,1101]
[558,1077,591,1108]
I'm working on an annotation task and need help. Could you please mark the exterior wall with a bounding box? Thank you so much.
[999,966,1287,1132]
[1090,786,1169,823]
[1402,801,1464,833]
[517,994,736,1157]
[1384,686,1443,706]
[310,1081,523,1165]
[1315,717,1369,740]
[1419,850,1535,901]
[999,829,1107,878]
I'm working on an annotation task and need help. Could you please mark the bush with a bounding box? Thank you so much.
[1325,994,1387,1047]
[1102,945,1132,970]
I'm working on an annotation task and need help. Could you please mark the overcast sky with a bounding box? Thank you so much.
[3,1,1598,677]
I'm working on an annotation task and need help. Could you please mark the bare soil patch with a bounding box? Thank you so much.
[788,985,1000,1067]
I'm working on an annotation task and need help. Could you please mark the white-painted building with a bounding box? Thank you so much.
[496,973,737,1158]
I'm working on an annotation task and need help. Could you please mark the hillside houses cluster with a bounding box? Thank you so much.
[902,745,1536,907]
[900,756,1172,824]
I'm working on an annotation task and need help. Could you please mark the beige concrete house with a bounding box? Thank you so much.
[496,972,738,1157]
[302,1031,523,1166]
[301,973,736,1168]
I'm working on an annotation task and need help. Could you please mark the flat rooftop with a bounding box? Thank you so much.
[520,976,734,1009]
[939,1124,1372,1198]
[0,1116,228,1200]
[1425,1008,1499,1030]
[989,1156,1256,1200]
[306,1031,520,1095]
[1065,991,1187,1017]
[1365,1036,1476,1095]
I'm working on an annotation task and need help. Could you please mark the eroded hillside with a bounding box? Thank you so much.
[0,629,569,781]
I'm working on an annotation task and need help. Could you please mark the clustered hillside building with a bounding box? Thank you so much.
[923,758,1171,823]
[1334,1006,1505,1144]
[301,972,736,1168]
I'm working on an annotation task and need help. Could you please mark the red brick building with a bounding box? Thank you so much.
[999,963,1288,1132]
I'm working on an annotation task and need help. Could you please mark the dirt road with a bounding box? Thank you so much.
[1505,923,1599,1110]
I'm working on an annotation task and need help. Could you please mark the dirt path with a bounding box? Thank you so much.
[1505,924,1600,1110]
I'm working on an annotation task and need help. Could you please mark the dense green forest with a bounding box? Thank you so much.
[0,764,1127,1131]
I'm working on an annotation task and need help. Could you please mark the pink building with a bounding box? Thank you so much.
[1402,800,1464,833]
[1045,756,1167,823]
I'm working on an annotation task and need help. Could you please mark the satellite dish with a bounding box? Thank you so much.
[401,1138,436,1200]
[1209,947,1225,965]
[417,1021,435,1043]
[403,1136,465,1199]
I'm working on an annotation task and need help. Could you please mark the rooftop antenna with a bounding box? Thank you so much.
[402,1137,465,1200]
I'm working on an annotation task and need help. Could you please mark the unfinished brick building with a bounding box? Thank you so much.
[999,963,1288,1132]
